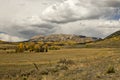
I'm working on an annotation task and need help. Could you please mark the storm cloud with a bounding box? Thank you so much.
[0,0,120,41]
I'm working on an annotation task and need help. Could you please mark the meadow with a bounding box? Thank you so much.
[0,48,120,80]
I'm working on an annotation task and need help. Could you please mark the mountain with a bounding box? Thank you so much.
[29,34,100,43]
[87,30,120,48]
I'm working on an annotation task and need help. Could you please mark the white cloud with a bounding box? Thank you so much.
[41,0,119,23]
[55,19,120,38]
[0,33,26,42]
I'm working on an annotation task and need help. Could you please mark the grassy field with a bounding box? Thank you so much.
[0,48,116,65]
[0,48,120,80]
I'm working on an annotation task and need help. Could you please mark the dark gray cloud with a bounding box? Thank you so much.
[91,0,120,7]
[17,22,60,39]
[31,23,56,29]
[106,0,120,7]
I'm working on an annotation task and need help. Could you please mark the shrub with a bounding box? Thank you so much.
[43,44,48,52]
[40,67,58,75]
[49,46,61,50]
[46,42,54,46]
[34,44,40,52]
[55,64,68,70]
[106,65,115,74]
[57,58,75,65]
[16,43,25,53]
[28,42,35,52]
[65,41,77,46]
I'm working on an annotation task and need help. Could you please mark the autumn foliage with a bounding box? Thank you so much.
[16,43,25,53]
[16,42,49,53]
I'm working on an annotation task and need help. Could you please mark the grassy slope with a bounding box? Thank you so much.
[105,30,120,39]
[86,36,120,48]
[86,30,120,48]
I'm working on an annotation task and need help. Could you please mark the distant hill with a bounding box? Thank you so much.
[87,30,120,48]
[29,34,100,43]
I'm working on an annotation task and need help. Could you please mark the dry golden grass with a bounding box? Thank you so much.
[0,48,120,80]
[0,48,116,65]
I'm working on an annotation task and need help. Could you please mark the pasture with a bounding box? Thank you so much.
[0,48,120,80]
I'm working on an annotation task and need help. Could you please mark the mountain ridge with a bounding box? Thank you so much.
[29,34,100,43]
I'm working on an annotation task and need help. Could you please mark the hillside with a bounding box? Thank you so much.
[87,30,120,48]
[105,30,120,39]
[30,34,99,43]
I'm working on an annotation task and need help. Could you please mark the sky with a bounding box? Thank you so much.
[0,0,120,42]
